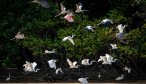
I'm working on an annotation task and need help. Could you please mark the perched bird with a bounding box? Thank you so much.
[81,59,95,65]
[98,72,101,78]
[75,3,88,13]
[55,3,68,17]
[64,12,74,22]
[110,44,118,49]
[78,77,88,84]
[55,68,64,74]
[116,24,128,33]
[98,54,117,64]
[97,19,113,26]
[31,0,50,8]
[67,58,80,68]
[123,66,131,73]
[6,73,10,81]
[11,31,26,40]
[115,74,124,80]
[45,49,56,54]
[62,34,75,45]
[48,59,57,69]
[84,25,94,32]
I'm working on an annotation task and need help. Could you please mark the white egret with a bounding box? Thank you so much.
[45,49,56,54]
[81,59,95,65]
[84,25,94,32]
[110,44,118,49]
[64,12,74,22]
[67,58,80,68]
[55,3,68,17]
[48,59,57,69]
[78,77,88,84]
[123,66,131,73]
[6,73,10,81]
[31,0,50,8]
[97,19,113,26]
[23,61,40,72]
[115,74,124,80]
[75,3,88,13]
[98,72,101,78]
[11,31,26,40]
[62,34,75,45]
[116,24,128,33]
[55,68,64,74]
[98,54,117,64]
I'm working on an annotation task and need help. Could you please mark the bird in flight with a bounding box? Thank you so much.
[64,12,74,22]
[78,77,88,84]
[11,31,26,40]
[115,74,124,80]
[45,49,56,54]
[6,73,11,81]
[98,54,117,64]
[116,24,128,33]
[55,68,64,74]
[67,58,80,68]
[48,59,58,69]
[62,34,75,45]
[97,19,113,27]
[81,59,95,65]
[75,3,88,13]
[31,0,50,8]
[55,3,68,17]
[110,44,118,49]
[23,61,40,72]
[84,25,95,32]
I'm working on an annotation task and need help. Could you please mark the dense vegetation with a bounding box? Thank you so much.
[0,0,146,68]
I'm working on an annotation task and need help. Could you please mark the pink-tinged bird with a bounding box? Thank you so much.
[75,3,88,13]
[64,12,74,22]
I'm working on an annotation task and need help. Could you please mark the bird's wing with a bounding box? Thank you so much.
[84,78,88,84]
[78,5,82,10]
[76,4,79,10]
[32,62,37,70]
[55,69,59,74]
[67,59,74,68]
[78,78,84,83]
[40,0,50,8]
[73,61,77,66]
[68,38,75,45]
[60,3,65,11]
[81,59,87,65]
[16,31,21,35]
[48,60,56,69]
[86,59,90,64]
[62,37,68,41]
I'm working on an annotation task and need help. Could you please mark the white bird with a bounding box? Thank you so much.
[64,12,74,22]
[48,59,57,69]
[55,3,68,17]
[75,3,88,13]
[67,58,79,68]
[62,34,75,45]
[81,59,95,65]
[116,32,124,40]
[97,19,113,26]
[115,74,124,80]
[78,77,88,84]
[6,74,10,81]
[11,31,26,40]
[55,68,64,74]
[31,0,50,8]
[84,25,94,32]
[116,24,128,33]
[23,61,40,72]
[45,49,56,54]
[98,54,117,64]
[110,44,118,49]
[123,66,131,73]
[98,72,101,78]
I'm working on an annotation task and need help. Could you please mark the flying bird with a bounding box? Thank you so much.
[55,3,68,17]
[6,73,10,81]
[110,44,118,49]
[31,0,50,8]
[64,12,74,22]
[115,74,124,80]
[116,24,128,33]
[62,34,75,45]
[78,77,88,84]
[75,3,88,13]
[48,59,57,69]
[55,68,64,74]
[67,58,80,68]
[98,54,117,64]
[97,19,113,26]
[11,31,26,40]
[81,59,95,65]
[45,49,56,54]
[23,61,40,72]
[123,66,131,73]
[84,25,94,32]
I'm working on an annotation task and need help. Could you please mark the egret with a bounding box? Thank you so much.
[55,68,64,74]
[31,0,50,8]
[45,49,56,54]
[55,3,68,17]
[67,58,80,68]
[84,25,94,32]
[98,72,101,78]
[11,31,26,40]
[64,12,74,22]
[97,19,113,26]
[81,59,95,65]
[23,61,40,72]
[116,24,128,33]
[78,77,88,84]
[98,54,117,64]
[115,74,124,80]
[48,59,57,69]
[75,3,88,13]
[110,44,118,49]
[6,73,10,81]
[62,34,75,45]
[123,66,131,73]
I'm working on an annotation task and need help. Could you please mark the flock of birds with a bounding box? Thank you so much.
[7,0,133,84]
